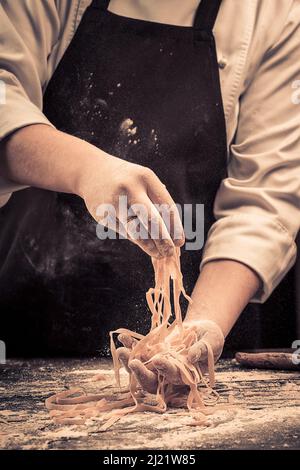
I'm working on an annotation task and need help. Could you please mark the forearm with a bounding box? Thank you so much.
[185,259,261,337]
[0,124,105,196]
[0,124,183,257]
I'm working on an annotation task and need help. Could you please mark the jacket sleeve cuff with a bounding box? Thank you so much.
[0,107,55,206]
[0,107,54,142]
[200,213,297,303]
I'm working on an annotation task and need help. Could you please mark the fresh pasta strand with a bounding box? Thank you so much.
[46,247,219,429]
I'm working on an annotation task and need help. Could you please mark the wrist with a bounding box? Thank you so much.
[186,260,260,338]
[184,317,224,337]
[185,298,230,338]
[74,146,108,199]
[185,314,230,339]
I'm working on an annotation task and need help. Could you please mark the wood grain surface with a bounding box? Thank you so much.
[1,358,299,450]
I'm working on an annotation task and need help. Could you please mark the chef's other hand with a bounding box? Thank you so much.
[185,319,224,370]
[116,320,224,393]
[81,152,184,258]
[151,320,224,386]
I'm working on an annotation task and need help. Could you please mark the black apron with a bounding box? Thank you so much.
[0,0,228,356]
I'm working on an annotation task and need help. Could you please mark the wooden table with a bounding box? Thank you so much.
[1,358,299,450]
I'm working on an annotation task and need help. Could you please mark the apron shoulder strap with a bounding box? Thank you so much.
[194,0,222,31]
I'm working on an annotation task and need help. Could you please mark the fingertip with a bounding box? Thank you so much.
[159,239,175,258]
[129,359,158,393]
[118,333,135,349]
[142,243,160,259]
[188,341,208,364]
[152,357,178,377]
[174,236,185,248]
[151,251,164,260]
[128,359,151,378]
[128,358,141,372]
[152,357,169,375]
[117,347,131,372]
[187,349,197,364]
[164,246,175,258]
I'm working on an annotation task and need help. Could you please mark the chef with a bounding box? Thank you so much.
[0,0,299,389]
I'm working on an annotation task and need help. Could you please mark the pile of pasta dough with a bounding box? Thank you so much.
[46,248,218,430]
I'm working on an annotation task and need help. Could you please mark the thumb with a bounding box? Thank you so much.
[188,339,209,364]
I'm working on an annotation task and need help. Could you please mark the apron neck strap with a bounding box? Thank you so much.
[91,0,110,10]
[194,0,222,31]
[91,0,222,32]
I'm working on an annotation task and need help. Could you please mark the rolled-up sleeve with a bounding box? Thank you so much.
[201,1,300,303]
[0,0,60,200]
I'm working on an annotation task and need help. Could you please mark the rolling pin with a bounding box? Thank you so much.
[235,349,300,371]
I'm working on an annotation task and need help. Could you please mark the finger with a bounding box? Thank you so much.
[188,340,208,365]
[128,232,162,258]
[130,195,175,258]
[152,356,182,385]
[95,207,149,252]
[155,203,185,247]
[94,202,161,257]
[128,359,158,394]
[168,208,185,247]
[116,347,131,373]
[144,170,185,246]
[117,333,136,350]
[95,205,127,238]
[119,193,174,258]
[116,198,164,258]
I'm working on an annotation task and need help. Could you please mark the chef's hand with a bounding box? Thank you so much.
[116,320,224,393]
[81,152,185,258]
[183,319,225,372]
[1,126,184,258]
